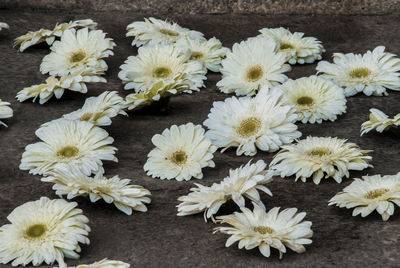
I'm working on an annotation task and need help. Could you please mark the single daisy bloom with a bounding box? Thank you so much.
[360,108,400,135]
[175,36,229,72]
[63,91,127,126]
[258,27,325,65]
[16,70,107,104]
[14,19,97,52]
[217,37,290,96]
[0,197,90,267]
[270,136,373,184]
[43,164,151,215]
[214,202,313,259]
[177,160,274,221]
[41,28,115,76]
[0,22,9,31]
[144,123,217,181]
[72,258,130,268]
[0,99,13,127]
[20,118,117,176]
[329,173,400,221]
[204,86,301,156]
[277,75,347,124]
[316,46,400,96]
[126,17,203,47]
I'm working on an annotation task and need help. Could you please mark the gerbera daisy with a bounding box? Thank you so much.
[177,160,274,221]
[175,36,229,72]
[277,75,347,124]
[14,19,97,52]
[41,28,115,76]
[0,22,9,31]
[204,86,301,156]
[73,258,130,268]
[360,108,400,135]
[258,27,325,65]
[329,173,400,221]
[316,46,400,96]
[63,91,127,126]
[144,123,217,181]
[217,37,290,96]
[0,99,13,127]
[270,136,372,184]
[0,197,90,267]
[214,202,313,259]
[43,164,151,215]
[20,118,117,176]
[126,17,203,47]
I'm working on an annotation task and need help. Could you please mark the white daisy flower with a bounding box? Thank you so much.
[0,99,13,127]
[175,36,229,72]
[20,118,117,176]
[329,173,400,221]
[204,86,301,156]
[16,70,107,104]
[144,123,217,181]
[177,160,273,221]
[63,91,127,126]
[217,37,290,96]
[214,202,313,259]
[71,258,130,268]
[277,75,347,124]
[361,108,400,135]
[43,164,151,215]
[126,17,203,47]
[14,19,97,52]
[41,28,115,76]
[270,136,373,184]
[0,22,9,31]
[0,197,90,267]
[258,27,325,65]
[316,46,400,96]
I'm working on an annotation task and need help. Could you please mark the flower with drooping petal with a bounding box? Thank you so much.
[0,99,13,127]
[0,22,9,31]
[40,28,115,76]
[217,37,290,96]
[20,118,117,176]
[270,136,373,184]
[204,86,301,156]
[43,164,151,215]
[177,160,273,221]
[126,17,203,47]
[317,46,400,96]
[214,202,313,259]
[0,197,90,267]
[14,19,97,52]
[258,27,324,65]
[63,91,126,126]
[144,123,217,181]
[329,173,400,221]
[277,75,347,124]
[360,108,400,135]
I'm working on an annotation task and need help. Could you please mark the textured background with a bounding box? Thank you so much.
[1,6,400,268]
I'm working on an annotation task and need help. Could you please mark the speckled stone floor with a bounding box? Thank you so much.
[0,10,400,268]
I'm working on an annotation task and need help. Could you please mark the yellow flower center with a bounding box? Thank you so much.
[190,51,203,60]
[171,151,188,165]
[254,226,274,234]
[159,29,179,36]
[79,112,93,121]
[57,146,79,158]
[349,68,371,78]
[280,42,294,50]
[364,188,390,199]
[70,51,86,63]
[237,117,261,137]
[246,65,263,82]
[153,67,171,78]
[297,96,314,106]
[308,147,331,157]
[25,224,46,239]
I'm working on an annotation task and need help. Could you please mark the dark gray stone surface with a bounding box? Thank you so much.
[0,10,400,268]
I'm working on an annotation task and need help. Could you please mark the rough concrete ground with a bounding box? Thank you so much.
[0,10,400,268]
